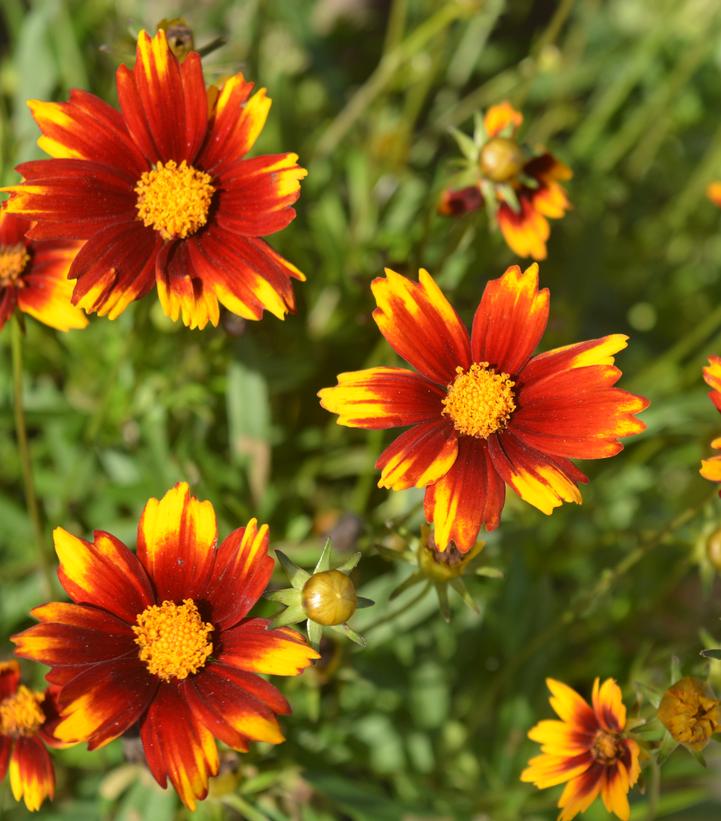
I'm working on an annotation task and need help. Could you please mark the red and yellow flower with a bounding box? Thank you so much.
[0,660,66,812]
[12,483,319,809]
[707,181,721,208]
[319,264,647,552]
[0,211,87,332]
[700,355,721,492]
[437,101,571,260]
[2,29,306,329]
[521,678,641,821]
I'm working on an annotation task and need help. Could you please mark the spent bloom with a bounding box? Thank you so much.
[12,483,318,809]
[2,29,306,329]
[319,264,647,552]
[700,355,721,492]
[437,101,571,260]
[657,676,721,752]
[0,211,87,332]
[521,678,640,821]
[0,661,66,812]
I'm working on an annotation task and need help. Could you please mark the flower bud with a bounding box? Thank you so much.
[302,570,357,626]
[706,525,721,571]
[479,137,525,183]
[657,676,721,751]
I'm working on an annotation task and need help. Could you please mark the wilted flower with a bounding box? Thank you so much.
[658,676,721,752]
[521,678,640,821]
[700,356,721,492]
[319,263,648,552]
[0,661,66,812]
[270,541,373,647]
[2,29,306,329]
[0,211,86,332]
[12,483,318,809]
[437,101,571,260]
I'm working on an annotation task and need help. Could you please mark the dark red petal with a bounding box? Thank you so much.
[117,31,207,163]
[53,527,154,622]
[140,682,219,811]
[9,736,55,812]
[205,519,273,629]
[0,211,31,246]
[423,437,505,552]
[55,657,157,749]
[0,660,20,700]
[69,220,158,318]
[136,482,218,603]
[471,263,549,375]
[0,737,10,781]
[0,287,17,331]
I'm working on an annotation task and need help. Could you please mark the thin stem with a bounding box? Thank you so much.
[11,316,52,595]
[363,582,431,635]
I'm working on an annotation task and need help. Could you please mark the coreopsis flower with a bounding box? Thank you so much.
[707,181,721,207]
[0,211,87,332]
[657,676,721,752]
[12,483,318,809]
[521,678,641,821]
[437,101,571,260]
[0,660,66,812]
[318,264,648,552]
[700,355,721,491]
[270,541,372,647]
[2,29,306,329]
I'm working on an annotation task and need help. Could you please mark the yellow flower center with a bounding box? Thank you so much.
[132,598,214,682]
[591,730,621,764]
[442,362,516,438]
[134,160,215,240]
[0,244,30,285]
[0,685,44,737]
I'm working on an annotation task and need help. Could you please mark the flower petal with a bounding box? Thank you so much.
[519,334,629,385]
[371,268,471,384]
[437,185,483,216]
[423,436,505,553]
[9,736,54,812]
[53,527,153,622]
[520,750,592,789]
[13,602,136,667]
[600,763,631,821]
[527,719,594,755]
[318,367,445,429]
[18,243,88,331]
[215,153,306,236]
[54,657,156,749]
[497,197,550,260]
[0,661,20,700]
[557,762,604,821]
[136,482,218,603]
[205,519,274,629]
[704,355,721,412]
[591,677,626,733]
[708,181,721,207]
[199,74,270,174]
[0,737,10,781]
[139,682,219,811]
[0,211,30,245]
[700,454,721,485]
[488,431,586,515]
[470,263,549,375]
[483,102,522,137]
[155,240,220,330]
[218,619,319,675]
[28,89,146,175]
[544,678,597,731]
[376,420,458,490]
[117,30,207,164]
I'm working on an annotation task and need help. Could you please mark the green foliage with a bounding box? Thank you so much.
[3,0,721,817]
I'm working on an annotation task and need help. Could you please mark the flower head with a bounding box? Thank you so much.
[319,264,648,552]
[707,181,721,208]
[0,211,87,332]
[2,29,306,329]
[657,676,721,752]
[0,660,66,812]
[700,355,721,492]
[437,102,571,260]
[12,483,319,809]
[521,678,641,821]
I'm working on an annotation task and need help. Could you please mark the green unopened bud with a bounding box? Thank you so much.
[479,137,525,183]
[302,570,358,626]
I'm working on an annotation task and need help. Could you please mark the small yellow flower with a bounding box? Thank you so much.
[657,676,721,752]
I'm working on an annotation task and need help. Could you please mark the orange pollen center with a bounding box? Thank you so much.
[0,686,44,737]
[442,362,516,438]
[132,598,214,682]
[134,160,215,240]
[591,730,621,764]
[0,244,30,285]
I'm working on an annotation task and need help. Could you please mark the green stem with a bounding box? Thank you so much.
[363,582,431,635]
[11,317,52,595]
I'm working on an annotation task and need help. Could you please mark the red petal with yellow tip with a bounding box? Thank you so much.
[8,736,55,812]
[137,482,218,602]
[423,437,505,553]
[218,619,320,675]
[140,682,219,811]
[470,263,549,375]
[155,240,220,330]
[376,420,458,490]
[371,268,471,384]
[483,101,523,137]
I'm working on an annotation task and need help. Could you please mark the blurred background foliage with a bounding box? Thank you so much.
[2,0,721,817]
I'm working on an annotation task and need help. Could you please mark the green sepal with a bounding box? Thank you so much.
[473,111,487,145]
[435,583,451,623]
[267,588,301,606]
[670,656,682,681]
[691,748,707,768]
[313,539,333,573]
[450,578,480,614]
[655,731,679,768]
[356,596,375,609]
[330,623,367,648]
[448,127,479,162]
[700,648,721,660]
[474,565,503,579]
[307,618,323,647]
[275,550,310,590]
[389,571,424,600]
[497,183,520,213]
[271,602,305,628]
[634,681,663,710]
[336,552,362,574]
